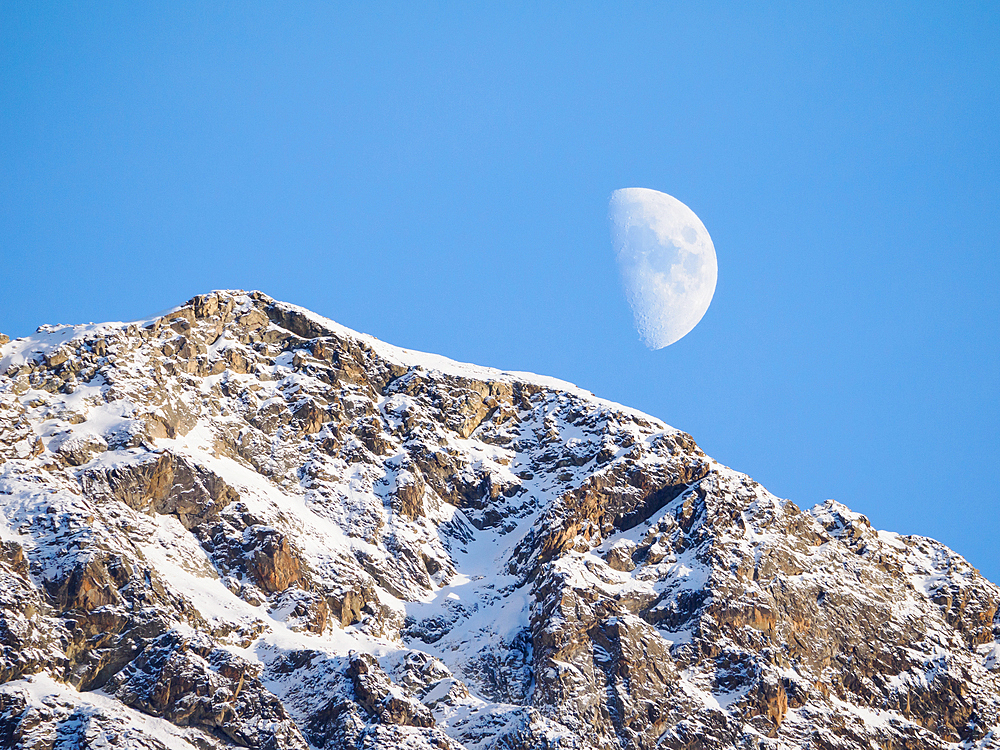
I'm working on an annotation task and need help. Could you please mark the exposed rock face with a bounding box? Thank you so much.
[0,290,996,749]
[81,450,239,529]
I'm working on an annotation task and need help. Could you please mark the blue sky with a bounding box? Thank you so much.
[2,3,998,581]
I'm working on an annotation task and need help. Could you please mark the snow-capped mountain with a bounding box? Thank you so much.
[0,290,996,749]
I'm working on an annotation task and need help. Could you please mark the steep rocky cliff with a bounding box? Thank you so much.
[0,290,996,749]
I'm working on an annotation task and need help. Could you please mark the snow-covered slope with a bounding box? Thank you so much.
[0,290,996,749]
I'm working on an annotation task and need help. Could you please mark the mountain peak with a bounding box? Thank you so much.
[0,292,997,749]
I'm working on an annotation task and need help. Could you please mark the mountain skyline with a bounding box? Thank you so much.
[0,290,997,748]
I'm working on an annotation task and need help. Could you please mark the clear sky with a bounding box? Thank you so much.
[2,3,997,581]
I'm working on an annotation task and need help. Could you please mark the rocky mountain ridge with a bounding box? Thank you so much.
[0,290,996,749]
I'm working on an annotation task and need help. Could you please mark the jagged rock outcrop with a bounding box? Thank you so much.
[0,290,996,749]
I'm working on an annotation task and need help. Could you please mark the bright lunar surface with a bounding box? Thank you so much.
[609,187,718,349]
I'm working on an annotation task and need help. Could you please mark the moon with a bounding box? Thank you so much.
[609,188,718,349]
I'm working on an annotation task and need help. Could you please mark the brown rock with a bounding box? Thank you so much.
[271,589,329,634]
[81,451,239,529]
[605,541,637,572]
[293,399,328,435]
[394,471,426,520]
[244,527,303,593]
[44,554,120,612]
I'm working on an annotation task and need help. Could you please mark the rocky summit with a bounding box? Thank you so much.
[0,291,996,750]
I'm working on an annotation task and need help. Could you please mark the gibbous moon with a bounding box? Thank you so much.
[609,188,718,349]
